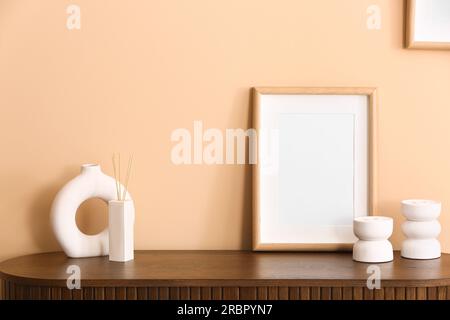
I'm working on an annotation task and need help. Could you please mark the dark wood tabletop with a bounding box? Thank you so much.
[1,251,450,300]
[1,250,450,287]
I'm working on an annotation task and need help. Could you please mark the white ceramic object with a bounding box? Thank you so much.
[401,220,441,239]
[353,216,393,263]
[401,199,441,260]
[50,164,133,258]
[401,199,441,221]
[109,200,135,262]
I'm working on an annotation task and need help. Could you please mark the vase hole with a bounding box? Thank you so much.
[76,198,108,235]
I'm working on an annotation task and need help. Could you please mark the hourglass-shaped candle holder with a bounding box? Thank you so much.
[353,216,394,263]
[401,200,441,260]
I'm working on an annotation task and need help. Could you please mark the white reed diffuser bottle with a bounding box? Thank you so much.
[109,154,135,262]
[109,200,134,262]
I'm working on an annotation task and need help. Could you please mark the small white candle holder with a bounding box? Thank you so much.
[353,216,394,263]
[108,200,135,262]
[401,199,441,260]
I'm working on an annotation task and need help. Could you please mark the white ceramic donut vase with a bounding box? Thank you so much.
[401,200,441,260]
[50,164,133,258]
[353,216,393,263]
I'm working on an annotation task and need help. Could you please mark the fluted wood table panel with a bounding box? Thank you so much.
[1,251,450,300]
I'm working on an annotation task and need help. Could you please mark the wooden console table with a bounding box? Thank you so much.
[1,251,449,300]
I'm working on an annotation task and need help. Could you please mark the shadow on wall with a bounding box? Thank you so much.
[378,200,404,250]
[26,168,76,253]
[199,89,253,250]
[27,90,255,252]
[241,90,253,249]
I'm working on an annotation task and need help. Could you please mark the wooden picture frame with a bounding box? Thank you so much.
[406,0,450,50]
[253,87,377,251]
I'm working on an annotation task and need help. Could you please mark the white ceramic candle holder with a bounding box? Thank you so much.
[353,216,393,263]
[108,200,135,262]
[401,199,441,260]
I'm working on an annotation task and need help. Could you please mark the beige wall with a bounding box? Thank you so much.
[1,0,450,262]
